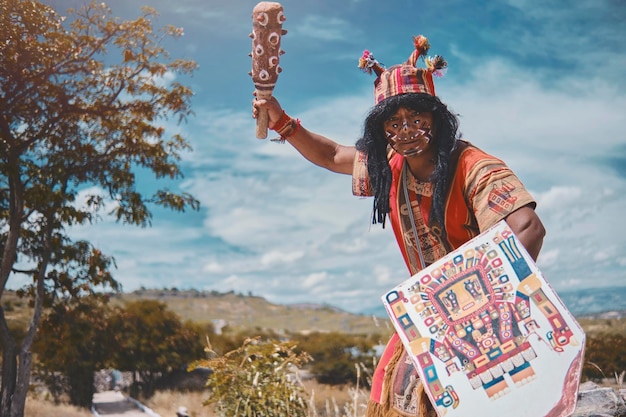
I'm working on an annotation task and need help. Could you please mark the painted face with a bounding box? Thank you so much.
[383,108,434,157]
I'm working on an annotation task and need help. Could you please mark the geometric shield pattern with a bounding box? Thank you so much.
[382,220,586,417]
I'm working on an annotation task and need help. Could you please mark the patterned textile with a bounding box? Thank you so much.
[374,65,436,105]
[358,35,446,105]
[353,140,537,415]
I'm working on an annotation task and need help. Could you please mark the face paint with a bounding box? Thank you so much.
[384,108,434,157]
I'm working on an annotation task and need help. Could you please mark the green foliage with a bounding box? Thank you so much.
[108,300,204,398]
[34,297,204,405]
[583,333,626,381]
[192,337,312,417]
[292,332,379,386]
[34,295,114,407]
[203,328,380,388]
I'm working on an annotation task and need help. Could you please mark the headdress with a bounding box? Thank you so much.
[358,35,447,104]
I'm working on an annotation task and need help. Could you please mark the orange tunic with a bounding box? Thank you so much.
[353,140,536,274]
[352,141,537,414]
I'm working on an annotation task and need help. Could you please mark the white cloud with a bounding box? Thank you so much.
[38,0,625,314]
[302,272,328,289]
[536,248,559,269]
[203,261,223,273]
[60,49,626,313]
[104,50,624,311]
[261,250,305,266]
[291,15,358,42]
[535,187,582,212]
[440,59,626,156]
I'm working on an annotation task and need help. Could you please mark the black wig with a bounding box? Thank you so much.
[355,93,460,231]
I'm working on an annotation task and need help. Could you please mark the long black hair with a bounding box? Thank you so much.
[355,93,460,231]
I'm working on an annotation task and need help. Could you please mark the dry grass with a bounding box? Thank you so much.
[23,371,625,417]
[26,390,210,417]
[577,316,626,336]
[17,387,370,417]
[142,380,370,417]
[303,380,370,417]
[144,390,214,416]
[25,394,93,417]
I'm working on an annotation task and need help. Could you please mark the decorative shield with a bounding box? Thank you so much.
[382,220,585,417]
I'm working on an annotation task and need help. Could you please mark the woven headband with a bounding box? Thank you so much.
[358,35,447,104]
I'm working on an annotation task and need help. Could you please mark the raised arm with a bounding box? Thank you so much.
[253,96,356,175]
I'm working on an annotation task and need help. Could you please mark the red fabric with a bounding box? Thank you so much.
[386,143,536,275]
[370,332,400,402]
[365,142,537,405]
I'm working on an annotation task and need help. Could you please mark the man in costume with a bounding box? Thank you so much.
[252,35,545,417]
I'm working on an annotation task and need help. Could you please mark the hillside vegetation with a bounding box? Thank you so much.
[111,288,392,335]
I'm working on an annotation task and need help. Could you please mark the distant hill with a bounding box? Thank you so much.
[113,289,392,336]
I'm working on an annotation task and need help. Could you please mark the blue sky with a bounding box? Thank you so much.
[44,0,626,314]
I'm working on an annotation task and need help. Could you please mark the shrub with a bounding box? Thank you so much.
[191,337,312,417]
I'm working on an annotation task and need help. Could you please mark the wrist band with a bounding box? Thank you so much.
[271,110,301,142]
[271,110,291,133]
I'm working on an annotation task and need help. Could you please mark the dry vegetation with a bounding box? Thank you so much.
[576,316,626,337]
[6,289,626,416]
[24,380,369,417]
[143,379,369,417]
[25,395,92,417]
[145,390,213,417]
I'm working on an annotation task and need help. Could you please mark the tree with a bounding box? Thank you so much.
[0,0,198,415]
[33,295,114,407]
[108,300,204,398]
